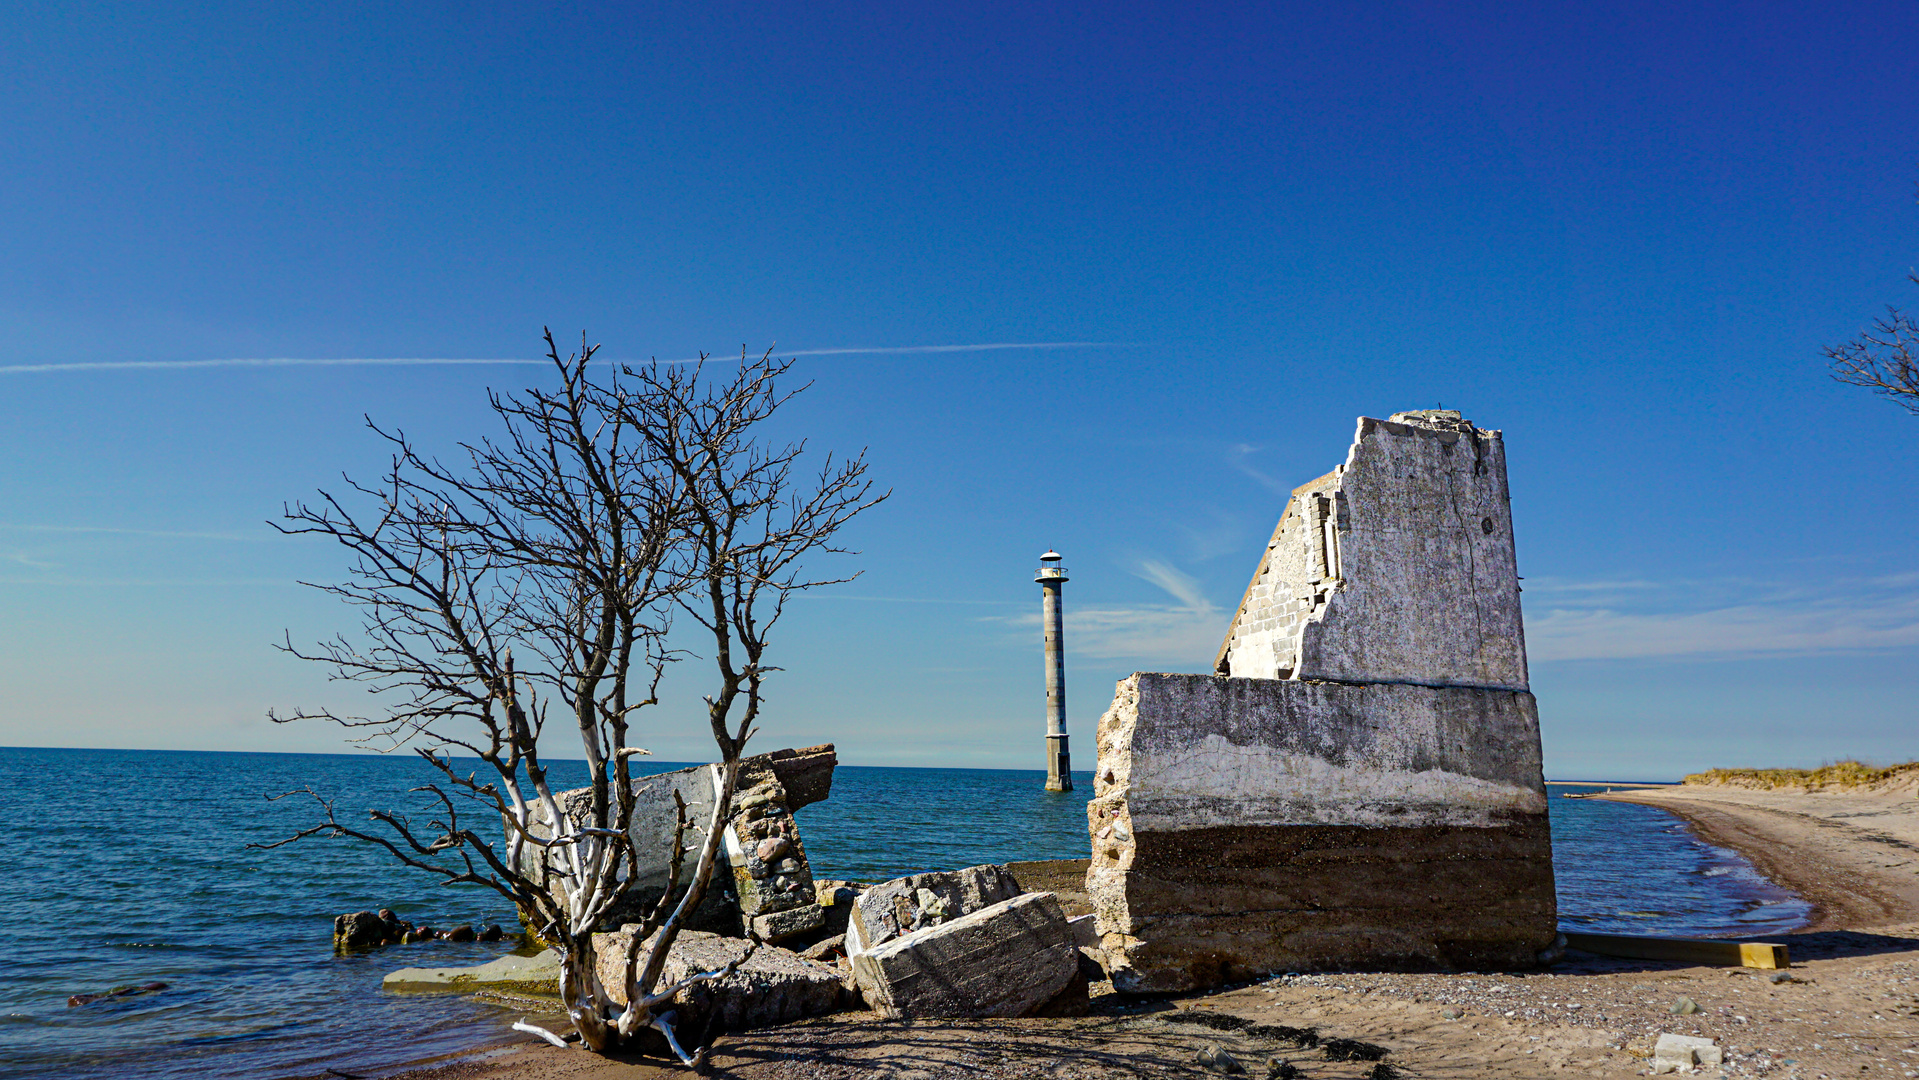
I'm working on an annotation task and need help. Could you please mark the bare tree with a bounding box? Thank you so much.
[1825,270,1919,416]
[261,332,882,1064]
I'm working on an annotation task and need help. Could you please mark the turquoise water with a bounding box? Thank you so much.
[0,749,1806,1079]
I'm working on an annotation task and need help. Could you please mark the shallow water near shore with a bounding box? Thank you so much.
[0,749,1807,1080]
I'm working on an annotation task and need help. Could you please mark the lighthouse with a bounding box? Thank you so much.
[1035,550,1072,792]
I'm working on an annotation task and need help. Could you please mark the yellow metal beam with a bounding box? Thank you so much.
[1563,932,1789,969]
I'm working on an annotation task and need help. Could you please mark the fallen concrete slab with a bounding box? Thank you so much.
[521,745,836,938]
[591,929,844,1030]
[850,891,1078,1019]
[844,863,1023,955]
[382,950,562,997]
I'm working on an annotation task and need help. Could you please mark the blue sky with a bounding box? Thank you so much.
[1,2,1913,780]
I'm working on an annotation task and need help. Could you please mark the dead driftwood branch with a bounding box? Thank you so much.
[258,332,883,1063]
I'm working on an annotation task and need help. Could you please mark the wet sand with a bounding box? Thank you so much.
[353,787,1919,1079]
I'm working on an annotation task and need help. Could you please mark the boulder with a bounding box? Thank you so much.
[849,891,1078,1019]
[591,928,843,1031]
[334,909,406,950]
[844,864,1022,955]
[67,982,168,1008]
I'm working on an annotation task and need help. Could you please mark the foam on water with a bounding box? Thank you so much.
[0,750,1807,1079]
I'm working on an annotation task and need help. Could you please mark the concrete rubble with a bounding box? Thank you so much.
[1090,411,1559,992]
[590,928,844,1030]
[1652,1033,1722,1073]
[382,950,563,997]
[843,863,1023,954]
[849,890,1081,1019]
[525,744,835,940]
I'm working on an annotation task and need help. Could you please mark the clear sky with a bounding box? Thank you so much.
[1,2,1914,780]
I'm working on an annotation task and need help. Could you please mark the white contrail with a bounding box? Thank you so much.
[0,357,546,375]
[0,342,1118,376]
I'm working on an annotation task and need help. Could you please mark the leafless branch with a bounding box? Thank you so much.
[1825,272,1919,416]
[268,332,881,1062]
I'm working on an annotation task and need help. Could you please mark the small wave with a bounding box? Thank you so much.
[177,1020,308,1047]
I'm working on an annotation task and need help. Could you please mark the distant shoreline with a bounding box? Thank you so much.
[1544,780,1677,788]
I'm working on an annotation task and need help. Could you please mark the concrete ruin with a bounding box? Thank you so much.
[528,745,836,941]
[1088,411,1557,992]
[843,864,1083,1019]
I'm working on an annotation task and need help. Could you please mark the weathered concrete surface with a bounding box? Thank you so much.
[843,864,1023,955]
[812,879,865,940]
[1006,859,1094,919]
[850,891,1079,1019]
[1089,673,1556,992]
[525,745,835,938]
[1093,411,1555,993]
[724,750,830,941]
[1216,411,1528,692]
[590,929,843,1028]
[382,950,562,996]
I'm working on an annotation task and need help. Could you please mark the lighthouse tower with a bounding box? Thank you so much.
[1035,550,1072,792]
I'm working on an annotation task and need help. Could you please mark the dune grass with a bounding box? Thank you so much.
[1684,760,1919,791]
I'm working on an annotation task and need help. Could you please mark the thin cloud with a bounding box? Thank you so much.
[1132,559,1217,615]
[1228,443,1293,496]
[1,342,1122,376]
[0,576,290,587]
[1525,573,1919,661]
[793,592,1020,606]
[0,523,263,541]
[997,605,1226,666]
[0,357,548,375]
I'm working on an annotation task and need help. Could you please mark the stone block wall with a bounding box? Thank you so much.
[1216,410,1528,691]
[1091,411,1556,992]
[524,744,835,940]
[1087,674,1555,991]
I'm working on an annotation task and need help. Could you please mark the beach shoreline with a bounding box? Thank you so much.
[335,786,1919,1079]
[1595,783,1919,933]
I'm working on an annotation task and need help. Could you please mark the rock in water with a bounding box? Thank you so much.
[850,891,1078,1019]
[335,910,399,950]
[66,982,168,1008]
[441,924,476,942]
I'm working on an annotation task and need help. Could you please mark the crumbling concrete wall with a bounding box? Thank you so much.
[1088,674,1553,991]
[528,745,835,940]
[1216,411,1527,691]
[1090,411,1556,992]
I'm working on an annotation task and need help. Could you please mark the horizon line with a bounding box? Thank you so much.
[0,342,1125,376]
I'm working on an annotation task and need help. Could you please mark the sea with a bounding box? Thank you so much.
[0,748,1809,1080]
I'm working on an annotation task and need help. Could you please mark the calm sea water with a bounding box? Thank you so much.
[0,749,1807,1080]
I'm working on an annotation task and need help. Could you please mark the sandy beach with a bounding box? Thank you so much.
[359,786,1919,1080]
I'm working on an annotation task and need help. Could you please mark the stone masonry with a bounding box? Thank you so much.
[1215,410,1527,690]
[1089,412,1557,993]
[529,745,836,941]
